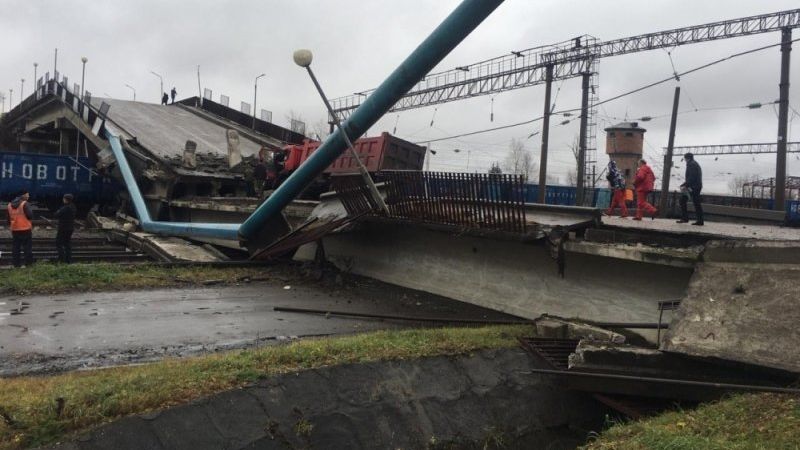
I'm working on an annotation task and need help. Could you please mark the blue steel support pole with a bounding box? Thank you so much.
[239,0,505,242]
[105,131,240,240]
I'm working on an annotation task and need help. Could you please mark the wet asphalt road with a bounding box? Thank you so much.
[0,280,518,375]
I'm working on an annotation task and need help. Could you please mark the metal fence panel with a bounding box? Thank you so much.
[380,171,526,233]
[290,119,306,136]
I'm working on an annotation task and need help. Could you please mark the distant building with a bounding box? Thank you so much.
[604,121,645,188]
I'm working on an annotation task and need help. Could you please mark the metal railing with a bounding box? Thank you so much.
[380,171,527,233]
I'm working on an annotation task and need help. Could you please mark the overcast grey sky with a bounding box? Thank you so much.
[1,1,798,193]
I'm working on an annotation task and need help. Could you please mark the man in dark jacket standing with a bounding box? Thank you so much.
[7,190,34,267]
[677,152,704,226]
[54,193,77,264]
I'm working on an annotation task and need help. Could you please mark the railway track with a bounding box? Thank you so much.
[0,236,151,265]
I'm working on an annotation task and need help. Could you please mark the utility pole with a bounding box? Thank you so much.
[196,65,202,106]
[20,79,24,101]
[538,64,554,203]
[575,72,590,206]
[33,63,38,96]
[775,27,792,211]
[660,86,681,215]
[125,84,136,101]
[253,73,265,129]
[150,71,163,103]
[80,57,88,100]
[53,48,58,79]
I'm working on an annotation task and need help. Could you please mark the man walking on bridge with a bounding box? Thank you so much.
[677,152,704,226]
[633,159,657,221]
[170,87,177,104]
[7,190,33,268]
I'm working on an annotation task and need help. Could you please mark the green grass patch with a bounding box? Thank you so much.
[0,262,274,295]
[584,393,800,450]
[0,325,530,449]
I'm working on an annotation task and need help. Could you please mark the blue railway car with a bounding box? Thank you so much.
[0,151,120,210]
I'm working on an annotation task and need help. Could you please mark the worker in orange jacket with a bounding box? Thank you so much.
[632,159,657,220]
[7,190,34,267]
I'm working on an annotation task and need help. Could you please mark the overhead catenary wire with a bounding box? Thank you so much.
[416,37,800,145]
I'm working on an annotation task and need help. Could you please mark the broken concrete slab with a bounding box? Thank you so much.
[662,261,800,374]
[313,221,692,326]
[564,240,701,268]
[125,233,222,262]
[702,239,800,264]
[534,316,626,344]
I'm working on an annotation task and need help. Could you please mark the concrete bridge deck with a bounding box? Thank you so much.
[89,98,274,162]
[602,216,800,241]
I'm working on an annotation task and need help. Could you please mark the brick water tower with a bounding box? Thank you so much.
[604,122,646,188]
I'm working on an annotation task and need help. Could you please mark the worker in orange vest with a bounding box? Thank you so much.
[7,190,34,267]
[632,159,658,221]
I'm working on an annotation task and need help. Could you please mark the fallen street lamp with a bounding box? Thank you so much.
[293,49,389,214]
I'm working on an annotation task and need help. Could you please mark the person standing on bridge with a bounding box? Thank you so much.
[161,92,169,105]
[604,160,628,218]
[252,151,268,198]
[633,159,657,221]
[7,190,34,268]
[54,193,76,264]
[170,87,177,104]
[677,152,704,226]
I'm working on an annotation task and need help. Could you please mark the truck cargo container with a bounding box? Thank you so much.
[269,132,426,197]
[282,132,426,175]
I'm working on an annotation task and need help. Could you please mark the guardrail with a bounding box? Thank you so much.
[380,171,527,233]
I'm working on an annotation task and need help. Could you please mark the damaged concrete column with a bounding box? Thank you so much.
[226,129,242,168]
[182,140,197,169]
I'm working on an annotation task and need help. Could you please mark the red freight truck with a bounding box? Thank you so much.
[268,132,426,197]
[281,132,426,174]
